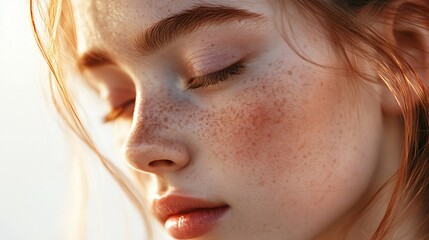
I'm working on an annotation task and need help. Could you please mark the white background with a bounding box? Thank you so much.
[0,1,69,239]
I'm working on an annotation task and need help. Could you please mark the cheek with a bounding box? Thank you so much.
[192,79,295,176]
[193,66,339,181]
[192,63,383,232]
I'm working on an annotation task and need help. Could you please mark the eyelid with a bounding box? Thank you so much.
[185,47,241,77]
[84,66,136,123]
[186,62,245,90]
[102,98,135,123]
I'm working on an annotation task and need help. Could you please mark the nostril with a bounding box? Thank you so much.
[148,159,175,168]
[123,143,190,173]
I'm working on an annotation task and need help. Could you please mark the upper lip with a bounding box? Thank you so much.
[153,194,228,223]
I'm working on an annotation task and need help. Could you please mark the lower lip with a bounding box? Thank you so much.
[165,206,229,239]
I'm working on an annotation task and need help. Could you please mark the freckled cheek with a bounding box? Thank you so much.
[191,70,367,191]
[195,86,302,181]
[198,70,314,179]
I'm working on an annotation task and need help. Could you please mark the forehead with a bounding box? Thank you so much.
[71,0,270,57]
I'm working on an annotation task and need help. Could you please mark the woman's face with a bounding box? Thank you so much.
[73,0,395,239]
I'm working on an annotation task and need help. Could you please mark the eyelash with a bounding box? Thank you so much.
[102,98,135,123]
[102,62,245,123]
[187,62,245,90]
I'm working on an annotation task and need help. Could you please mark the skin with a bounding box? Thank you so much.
[72,0,405,239]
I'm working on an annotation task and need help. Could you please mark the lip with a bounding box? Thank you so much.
[153,194,229,239]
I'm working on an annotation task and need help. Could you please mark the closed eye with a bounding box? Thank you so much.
[102,98,135,123]
[100,62,245,123]
[186,62,245,90]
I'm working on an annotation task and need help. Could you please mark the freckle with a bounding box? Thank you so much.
[268,63,273,67]
[211,43,214,47]
[287,70,293,76]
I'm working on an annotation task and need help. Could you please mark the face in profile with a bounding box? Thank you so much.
[72,0,398,239]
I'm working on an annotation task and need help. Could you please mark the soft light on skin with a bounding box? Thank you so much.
[72,0,404,239]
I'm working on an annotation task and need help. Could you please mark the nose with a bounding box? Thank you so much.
[123,140,190,174]
[122,94,191,174]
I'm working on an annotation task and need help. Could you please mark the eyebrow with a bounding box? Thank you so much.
[78,5,263,70]
[134,5,263,55]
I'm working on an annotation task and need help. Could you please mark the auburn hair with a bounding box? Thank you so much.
[30,0,429,239]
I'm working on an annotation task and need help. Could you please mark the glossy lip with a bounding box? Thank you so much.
[153,194,229,239]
